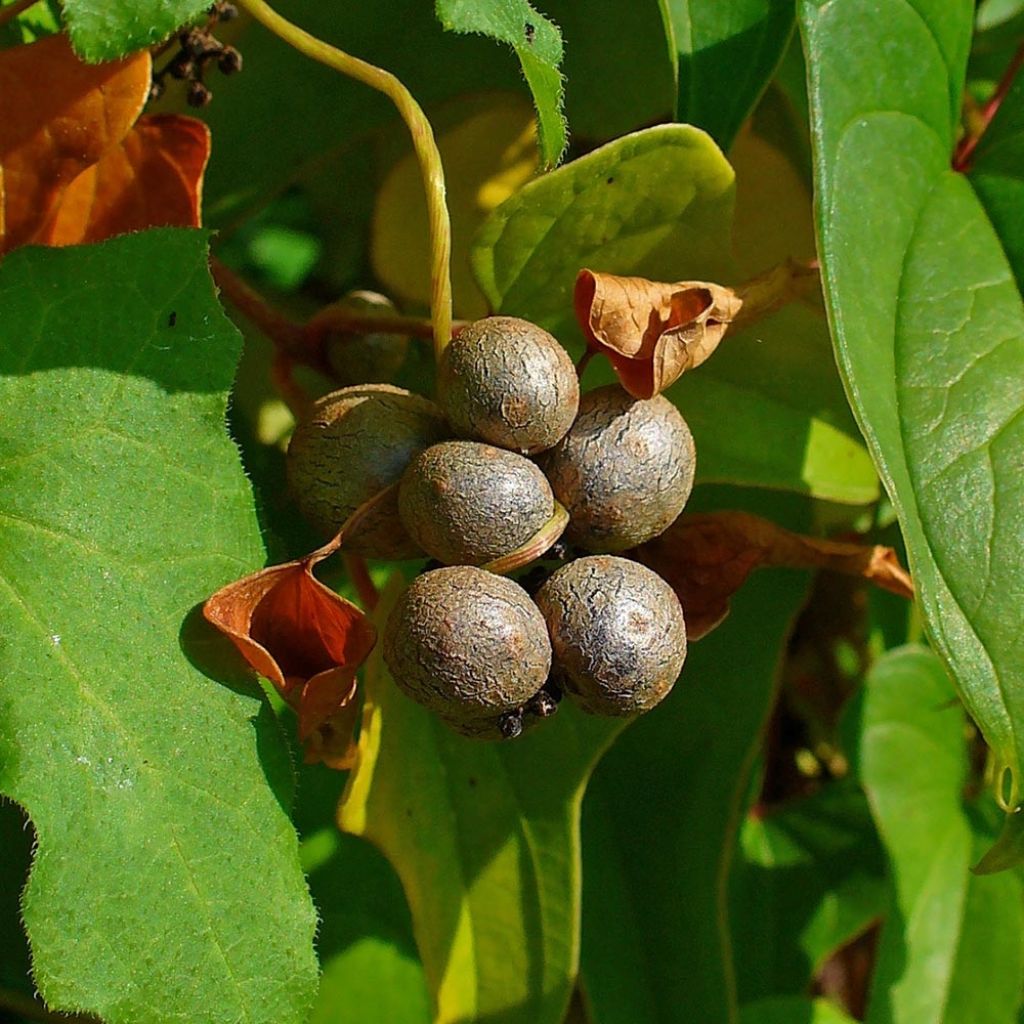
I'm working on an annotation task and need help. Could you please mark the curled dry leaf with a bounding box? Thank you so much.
[635,510,914,641]
[574,268,741,399]
[0,35,210,254]
[574,260,819,398]
[203,536,378,769]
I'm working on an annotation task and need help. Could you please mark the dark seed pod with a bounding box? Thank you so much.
[383,566,552,739]
[438,316,579,454]
[539,383,696,552]
[287,384,448,557]
[399,440,555,566]
[324,291,409,386]
[534,556,686,716]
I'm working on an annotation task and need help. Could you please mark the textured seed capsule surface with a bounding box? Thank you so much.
[323,291,409,386]
[287,384,448,557]
[439,316,579,454]
[384,566,552,738]
[540,384,695,552]
[534,555,687,716]
[399,440,554,566]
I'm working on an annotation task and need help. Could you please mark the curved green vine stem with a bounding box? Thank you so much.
[233,0,453,361]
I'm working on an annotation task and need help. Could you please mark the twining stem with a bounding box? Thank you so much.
[0,0,40,28]
[343,554,379,611]
[233,0,453,361]
[210,258,306,357]
[953,40,1024,172]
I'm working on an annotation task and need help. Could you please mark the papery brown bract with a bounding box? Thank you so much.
[574,268,741,398]
[636,511,914,640]
[574,261,819,399]
[203,538,377,769]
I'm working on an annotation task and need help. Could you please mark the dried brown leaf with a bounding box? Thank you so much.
[203,537,377,769]
[636,511,914,640]
[574,268,741,398]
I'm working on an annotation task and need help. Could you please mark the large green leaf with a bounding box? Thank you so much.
[970,74,1024,290]
[293,767,430,1024]
[854,647,1024,1024]
[471,125,878,505]
[541,0,676,141]
[339,580,621,1024]
[580,501,810,1024]
[0,800,34,1011]
[730,781,888,1003]
[435,0,566,167]
[662,0,795,148]
[800,0,1024,806]
[63,0,208,60]
[472,124,735,331]
[739,997,856,1024]
[0,232,317,1024]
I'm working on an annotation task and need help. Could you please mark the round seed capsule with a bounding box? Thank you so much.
[439,316,579,454]
[383,566,552,739]
[398,440,555,566]
[323,290,409,386]
[534,555,687,716]
[539,384,696,552]
[286,384,448,557]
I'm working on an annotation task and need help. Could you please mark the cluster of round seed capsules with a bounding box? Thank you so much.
[287,316,694,739]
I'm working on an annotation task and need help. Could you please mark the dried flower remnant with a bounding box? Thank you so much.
[574,260,818,398]
[637,511,914,641]
[203,536,377,768]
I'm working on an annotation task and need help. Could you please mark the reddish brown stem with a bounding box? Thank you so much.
[306,303,468,342]
[576,349,595,380]
[954,41,1024,172]
[211,258,307,354]
[270,353,312,421]
[343,554,379,611]
[210,258,465,375]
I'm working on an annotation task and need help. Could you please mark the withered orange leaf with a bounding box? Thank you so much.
[574,261,820,399]
[0,34,151,253]
[574,268,741,399]
[204,538,378,769]
[40,114,211,245]
[636,511,914,641]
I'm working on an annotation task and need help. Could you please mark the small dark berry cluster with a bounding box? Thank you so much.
[149,3,242,107]
[287,315,694,740]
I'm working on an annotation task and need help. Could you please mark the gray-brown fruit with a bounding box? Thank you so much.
[439,316,579,454]
[399,440,555,566]
[384,566,552,739]
[324,290,409,386]
[539,384,696,552]
[287,384,448,557]
[534,556,686,716]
